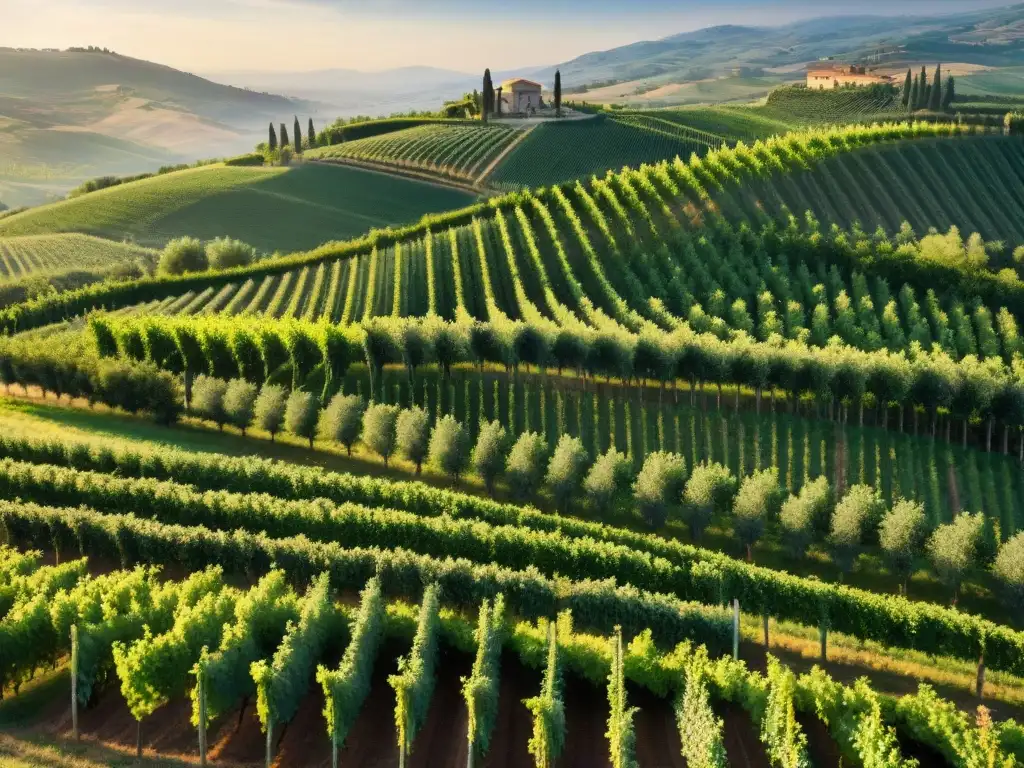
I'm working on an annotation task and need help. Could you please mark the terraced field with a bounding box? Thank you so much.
[488,113,718,189]
[307,123,520,184]
[0,233,155,282]
[0,163,477,253]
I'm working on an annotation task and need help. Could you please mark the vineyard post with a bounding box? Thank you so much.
[265,716,273,768]
[977,652,986,698]
[70,624,79,741]
[819,624,828,662]
[332,732,338,768]
[136,719,143,763]
[732,600,740,661]
[198,661,208,767]
[762,613,769,648]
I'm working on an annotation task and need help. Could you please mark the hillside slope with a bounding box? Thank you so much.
[0,163,476,253]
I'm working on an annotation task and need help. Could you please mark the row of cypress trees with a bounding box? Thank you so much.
[901,64,955,112]
[267,117,317,152]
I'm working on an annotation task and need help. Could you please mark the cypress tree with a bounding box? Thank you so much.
[308,118,316,148]
[554,70,562,116]
[294,116,302,152]
[269,123,278,151]
[280,123,289,148]
[901,69,912,108]
[929,64,942,111]
[918,66,928,109]
[909,75,919,112]
[943,74,956,110]
[482,69,493,123]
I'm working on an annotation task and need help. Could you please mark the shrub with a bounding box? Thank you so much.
[993,532,1024,614]
[224,152,265,167]
[396,407,431,474]
[285,390,320,448]
[158,237,208,275]
[253,384,288,441]
[506,432,549,501]
[733,469,783,562]
[223,378,258,435]
[829,485,884,576]
[472,420,509,495]
[318,393,365,455]
[633,452,687,529]
[583,448,633,515]
[206,238,256,270]
[96,360,181,425]
[191,375,228,429]
[363,403,400,466]
[428,415,469,482]
[779,477,832,559]
[545,435,590,513]
[928,512,985,603]
[878,499,927,592]
[682,462,737,541]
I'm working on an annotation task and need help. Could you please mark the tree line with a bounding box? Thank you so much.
[901,64,955,112]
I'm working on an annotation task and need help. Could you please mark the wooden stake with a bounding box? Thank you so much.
[136,720,143,764]
[762,614,770,648]
[732,599,740,661]
[266,718,273,768]
[70,625,79,742]
[977,653,986,699]
[819,624,828,662]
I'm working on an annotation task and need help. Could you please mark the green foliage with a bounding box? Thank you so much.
[190,375,228,429]
[829,485,885,575]
[677,649,728,768]
[633,452,687,529]
[506,431,549,501]
[159,237,208,276]
[524,619,566,768]
[317,577,385,751]
[780,477,832,559]
[879,499,927,590]
[928,512,985,600]
[606,626,638,768]
[222,378,258,435]
[206,238,256,270]
[389,584,441,759]
[683,462,737,541]
[462,595,506,761]
[472,420,509,495]
[993,532,1024,614]
[583,448,633,515]
[733,469,783,561]
[761,656,810,768]
[253,384,287,441]
[396,406,430,473]
[545,435,590,512]
[428,414,470,481]
[318,393,365,455]
[363,402,400,466]
[284,389,320,448]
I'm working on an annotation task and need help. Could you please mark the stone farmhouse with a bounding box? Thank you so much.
[806,65,891,90]
[498,78,543,114]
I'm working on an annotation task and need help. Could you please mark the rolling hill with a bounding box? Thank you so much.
[0,162,476,253]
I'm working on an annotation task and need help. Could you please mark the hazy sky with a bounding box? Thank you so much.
[2,0,1016,73]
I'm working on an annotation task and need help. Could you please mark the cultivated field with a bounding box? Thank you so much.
[0,163,477,253]
[0,233,155,282]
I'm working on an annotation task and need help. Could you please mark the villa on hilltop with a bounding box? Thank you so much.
[806,65,891,89]
[499,78,543,114]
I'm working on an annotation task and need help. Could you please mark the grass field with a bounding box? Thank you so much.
[0,234,155,282]
[0,163,477,253]
[488,114,718,189]
[307,123,520,184]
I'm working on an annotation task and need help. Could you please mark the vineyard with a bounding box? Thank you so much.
[757,84,904,125]
[307,123,521,185]
[0,234,155,282]
[0,163,476,253]
[488,114,718,190]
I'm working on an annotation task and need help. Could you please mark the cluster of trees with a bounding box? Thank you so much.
[157,237,257,275]
[901,64,954,112]
[263,117,318,164]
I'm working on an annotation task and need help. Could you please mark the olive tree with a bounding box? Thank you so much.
[928,512,985,604]
[545,435,590,512]
[682,462,737,541]
[993,531,1024,614]
[428,415,469,482]
[223,378,258,435]
[206,238,256,270]
[471,420,509,496]
[779,477,832,559]
[829,485,885,576]
[158,237,208,275]
[878,499,927,593]
[191,375,228,429]
[583,448,633,515]
[396,406,431,474]
[633,452,687,529]
[285,389,319,448]
[733,469,783,562]
[253,384,287,441]
[318,393,365,455]
[505,432,548,501]
[362,403,400,466]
